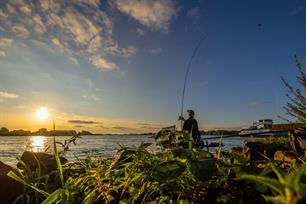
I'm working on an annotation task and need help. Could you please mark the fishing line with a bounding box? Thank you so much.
[180,35,206,128]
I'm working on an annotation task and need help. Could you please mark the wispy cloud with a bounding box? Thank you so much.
[187,7,200,18]
[248,100,273,107]
[0,38,14,56]
[185,6,203,33]
[198,81,208,87]
[67,120,101,124]
[139,126,161,130]
[0,50,6,57]
[137,122,163,130]
[150,48,162,54]
[90,56,117,70]
[74,125,85,128]
[290,6,304,16]
[82,94,100,101]
[112,126,136,131]
[137,123,153,126]
[114,0,177,31]
[0,91,19,99]
[0,0,136,71]
[136,28,145,37]
[98,125,110,129]
[11,24,30,38]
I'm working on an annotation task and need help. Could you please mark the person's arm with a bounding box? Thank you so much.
[178,116,185,121]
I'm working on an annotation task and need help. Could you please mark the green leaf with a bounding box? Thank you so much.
[231,152,249,165]
[139,142,152,149]
[239,174,285,194]
[190,159,217,182]
[41,189,64,204]
[270,164,286,184]
[262,195,285,204]
[299,183,306,197]
[7,171,50,197]
[152,160,186,181]
[119,199,132,204]
[171,148,194,160]
[154,129,172,140]
[157,140,172,147]
[286,165,306,193]
[217,135,223,159]
[178,200,190,204]
[83,189,99,204]
[196,150,213,159]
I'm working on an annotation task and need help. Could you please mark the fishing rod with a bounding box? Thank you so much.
[180,35,206,129]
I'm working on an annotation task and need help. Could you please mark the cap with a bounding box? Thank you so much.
[187,109,195,115]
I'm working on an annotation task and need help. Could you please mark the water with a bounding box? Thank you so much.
[201,136,245,152]
[0,135,245,166]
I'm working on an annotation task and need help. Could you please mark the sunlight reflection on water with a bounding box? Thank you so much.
[27,136,48,152]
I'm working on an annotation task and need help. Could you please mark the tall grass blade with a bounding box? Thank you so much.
[53,136,64,187]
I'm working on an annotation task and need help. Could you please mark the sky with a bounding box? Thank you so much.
[0,0,306,133]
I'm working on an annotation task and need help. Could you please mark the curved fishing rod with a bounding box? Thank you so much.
[180,35,206,129]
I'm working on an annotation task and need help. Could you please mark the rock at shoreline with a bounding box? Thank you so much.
[0,161,23,204]
[243,141,290,161]
[18,151,67,173]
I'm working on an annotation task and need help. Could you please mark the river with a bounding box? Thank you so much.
[0,135,245,166]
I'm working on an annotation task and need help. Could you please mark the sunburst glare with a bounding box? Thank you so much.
[35,107,49,121]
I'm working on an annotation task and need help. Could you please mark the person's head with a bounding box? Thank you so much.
[187,110,195,118]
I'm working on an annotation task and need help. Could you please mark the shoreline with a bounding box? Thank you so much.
[1,132,305,203]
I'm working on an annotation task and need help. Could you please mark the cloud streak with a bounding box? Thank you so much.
[67,120,101,124]
[0,0,136,71]
[290,6,304,16]
[150,48,162,54]
[0,38,14,56]
[137,122,163,130]
[112,126,136,131]
[187,7,200,18]
[0,91,19,99]
[248,100,273,107]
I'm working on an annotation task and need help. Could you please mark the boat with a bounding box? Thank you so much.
[239,119,273,136]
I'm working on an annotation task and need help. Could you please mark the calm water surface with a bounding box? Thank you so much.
[0,135,245,166]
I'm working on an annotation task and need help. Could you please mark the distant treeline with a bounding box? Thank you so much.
[1,126,237,136]
[201,130,239,136]
[0,127,93,136]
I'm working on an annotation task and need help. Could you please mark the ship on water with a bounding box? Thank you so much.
[239,119,273,136]
[239,119,296,137]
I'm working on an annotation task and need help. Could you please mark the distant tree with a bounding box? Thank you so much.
[282,55,306,125]
[38,128,48,133]
[0,127,9,133]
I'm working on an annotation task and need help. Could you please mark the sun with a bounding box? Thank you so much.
[35,107,49,121]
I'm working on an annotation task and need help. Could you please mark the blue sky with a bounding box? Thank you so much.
[0,0,305,133]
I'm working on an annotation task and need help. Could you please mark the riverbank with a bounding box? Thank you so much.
[1,128,306,203]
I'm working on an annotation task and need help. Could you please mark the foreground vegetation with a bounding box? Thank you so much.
[5,128,306,204]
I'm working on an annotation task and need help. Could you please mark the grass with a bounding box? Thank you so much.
[6,129,306,204]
